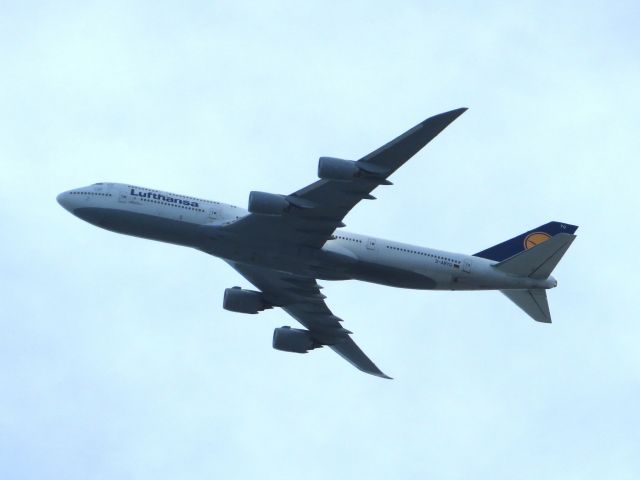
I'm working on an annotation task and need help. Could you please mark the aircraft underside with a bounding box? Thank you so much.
[58,108,578,378]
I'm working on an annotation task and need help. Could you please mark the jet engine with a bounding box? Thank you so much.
[272,326,320,353]
[317,156,390,183]
[223,287,271,314]
[248,191,290,215]
[317,157,360,181]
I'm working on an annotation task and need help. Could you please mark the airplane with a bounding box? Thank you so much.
[57,108,578,379]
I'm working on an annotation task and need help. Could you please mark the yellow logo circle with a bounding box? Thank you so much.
[524,232,551,250]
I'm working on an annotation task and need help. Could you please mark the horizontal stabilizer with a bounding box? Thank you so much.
[501,289,552,323]
[494,233,576,279]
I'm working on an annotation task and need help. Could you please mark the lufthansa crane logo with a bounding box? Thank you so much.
[523,232,551,250]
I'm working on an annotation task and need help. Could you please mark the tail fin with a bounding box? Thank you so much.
[493,232,576,279]
[474,221,578,262]
[501,289,552,323]
[494,228,577,323]
[483,222,579,323]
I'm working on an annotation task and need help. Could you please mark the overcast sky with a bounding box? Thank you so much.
[1,1,639,478]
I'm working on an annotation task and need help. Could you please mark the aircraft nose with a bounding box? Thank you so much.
[57,191,73,211]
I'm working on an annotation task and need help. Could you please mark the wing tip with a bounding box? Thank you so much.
[367,367,393,380]
[443,106,468,118]
[421,107,468,129]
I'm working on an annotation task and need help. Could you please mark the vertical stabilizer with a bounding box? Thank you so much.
[501,289,551,323]
[474,221,578,262]
[493,233,576,279]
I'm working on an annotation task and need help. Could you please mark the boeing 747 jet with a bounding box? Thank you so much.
[57,109,577,378]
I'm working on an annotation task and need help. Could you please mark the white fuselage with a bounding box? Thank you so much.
[57,183,555,291]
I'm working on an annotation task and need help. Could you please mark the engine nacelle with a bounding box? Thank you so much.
[223,287,270,314]
[272,326,319,353]
[248,191,290,215]
[317,157,360,181]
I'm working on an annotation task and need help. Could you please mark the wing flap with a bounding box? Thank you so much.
[358,107,467,171]
[215,109,466,248]
[227,261,390,379]
[208,111,469,377]
[330,337,392,379]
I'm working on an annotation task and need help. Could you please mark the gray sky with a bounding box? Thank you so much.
[1,1,639,478]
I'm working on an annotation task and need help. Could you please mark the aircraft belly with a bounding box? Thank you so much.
[200,234,445,290]
[349,262,437,289]
[73,208,201,247]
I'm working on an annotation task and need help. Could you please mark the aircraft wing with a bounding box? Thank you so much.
[220,108,467,248]
[227,261,391,379]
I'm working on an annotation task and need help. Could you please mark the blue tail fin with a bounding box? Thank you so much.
[473,221,578,262]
